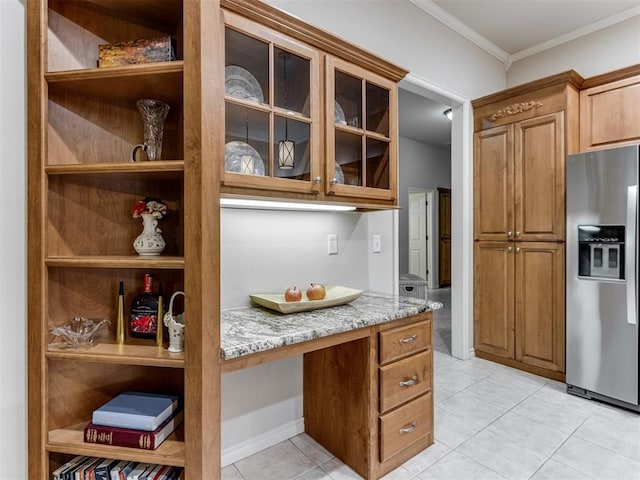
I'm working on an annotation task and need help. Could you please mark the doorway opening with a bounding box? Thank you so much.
[397,74,474,360]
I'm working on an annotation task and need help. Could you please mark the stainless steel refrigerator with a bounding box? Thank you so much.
[566,144,639,411]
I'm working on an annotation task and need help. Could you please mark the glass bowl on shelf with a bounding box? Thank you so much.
[49,317,111,350]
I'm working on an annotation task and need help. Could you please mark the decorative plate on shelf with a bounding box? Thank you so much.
[250,285,363,314]
[334,101,347,125]
[334,163,345,184]
[225,65,264,103]
[225,141,266,176]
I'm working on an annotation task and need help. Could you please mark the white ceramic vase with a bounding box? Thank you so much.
[133,213,166,256]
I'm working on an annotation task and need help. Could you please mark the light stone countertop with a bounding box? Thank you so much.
[221,290,443,360]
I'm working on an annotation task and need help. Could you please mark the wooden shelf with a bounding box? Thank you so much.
[82,0,183,29]
[46,256,185,269]
[46,343,184,368]
[46,161,184,177]
[48,423,185,467]
[46,62,184,105]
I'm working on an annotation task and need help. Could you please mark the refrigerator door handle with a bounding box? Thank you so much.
[626,185,638,325]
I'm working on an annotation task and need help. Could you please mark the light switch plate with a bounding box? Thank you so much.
[328,234,338,255]
[373,234,382,253]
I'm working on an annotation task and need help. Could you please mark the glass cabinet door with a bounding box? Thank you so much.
[223,12,321,194]
[326,56,397,202]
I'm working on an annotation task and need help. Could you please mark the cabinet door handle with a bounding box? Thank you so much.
[313,176,321,184]
[330,177,338,185]
[507,231,513,237]
[399,334,417,344]
[515,231,521,237]
[399,375,418,387]
[515,247,520,253]
[507,246,513,252]
[399,421,417,434]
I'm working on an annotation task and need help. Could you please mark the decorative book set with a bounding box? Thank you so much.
[52,457,182,480]
[84,392,182,450]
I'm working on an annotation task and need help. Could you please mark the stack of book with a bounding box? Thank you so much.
[84,392,183,451]
[52,456,182,480]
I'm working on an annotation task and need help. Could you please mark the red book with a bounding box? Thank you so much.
[84,410,182,450]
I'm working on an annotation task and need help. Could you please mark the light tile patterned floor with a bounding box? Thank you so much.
[223,288,640,480]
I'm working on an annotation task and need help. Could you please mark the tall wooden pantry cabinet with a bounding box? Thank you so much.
[472,71,582,381]
[27,0,407,479]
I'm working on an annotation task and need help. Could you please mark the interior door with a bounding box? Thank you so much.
[438,188,451,287]
[408,191,427,280]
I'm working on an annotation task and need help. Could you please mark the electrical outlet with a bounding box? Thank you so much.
[328,234,338,255]
[372,234,382,253]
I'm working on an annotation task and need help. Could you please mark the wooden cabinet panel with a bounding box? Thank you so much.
[515,112,565,241]
[474,125,514,241]
[379,320,431,364]
[580,73,640,151]
[474,242,515,359]
[515,242,565,372]
[379,393,432,463]
[379,350,431,413]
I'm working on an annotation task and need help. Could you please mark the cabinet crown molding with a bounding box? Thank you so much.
[473,70,583,108]
[221,0,408,82]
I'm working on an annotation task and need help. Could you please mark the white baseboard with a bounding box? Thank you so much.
[221,417,305,467]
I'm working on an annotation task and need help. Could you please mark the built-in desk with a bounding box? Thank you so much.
[220,291,441,479]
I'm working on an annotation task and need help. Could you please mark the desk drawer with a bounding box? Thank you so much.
[379,350,431,413]
[379,320,431,364]
[379,393,432,462]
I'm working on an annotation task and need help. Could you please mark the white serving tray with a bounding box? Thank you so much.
[250,285,363,314]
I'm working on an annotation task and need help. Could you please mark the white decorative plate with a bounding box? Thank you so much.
[225,65,264,103]
[334,163,344,184]
[225,141,265,176]
[250,285,363,314]
[334,101,347,125]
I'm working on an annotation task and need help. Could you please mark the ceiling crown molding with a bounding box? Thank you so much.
[510,5,640,63]
[408,0,510,66]
[409,0,640,72]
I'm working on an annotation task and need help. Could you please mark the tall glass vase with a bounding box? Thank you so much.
[131,99,170,161]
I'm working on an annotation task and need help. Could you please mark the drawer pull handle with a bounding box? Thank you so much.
[399,375,418,387]
[399,334,417,344]
[399,421,417,434]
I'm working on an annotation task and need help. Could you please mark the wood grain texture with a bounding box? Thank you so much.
[379,393,432,463]
[515,242,565,373]
[46,343,184,368]
[47,0,183,72]
[379,319,431,365]
[474,125,514,241]
[304,337,374,479]
[580,73,640,151]
[475,350,566,382]
[47,175,183,256]
[182,0,223,477]
[474,242,515,359]
[27,0,48,477]
[379,350,431,413]
[514,112,565,242]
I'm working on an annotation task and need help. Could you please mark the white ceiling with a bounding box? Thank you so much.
[400,0,640,147]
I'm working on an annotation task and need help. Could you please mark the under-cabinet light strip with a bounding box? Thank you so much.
[220,198,356,212]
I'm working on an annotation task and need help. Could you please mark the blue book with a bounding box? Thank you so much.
[92,392,181,432]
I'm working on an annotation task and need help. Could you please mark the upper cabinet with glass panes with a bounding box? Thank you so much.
[221,4,406,207]
[326,56,398,202]
[223,11,321,195]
